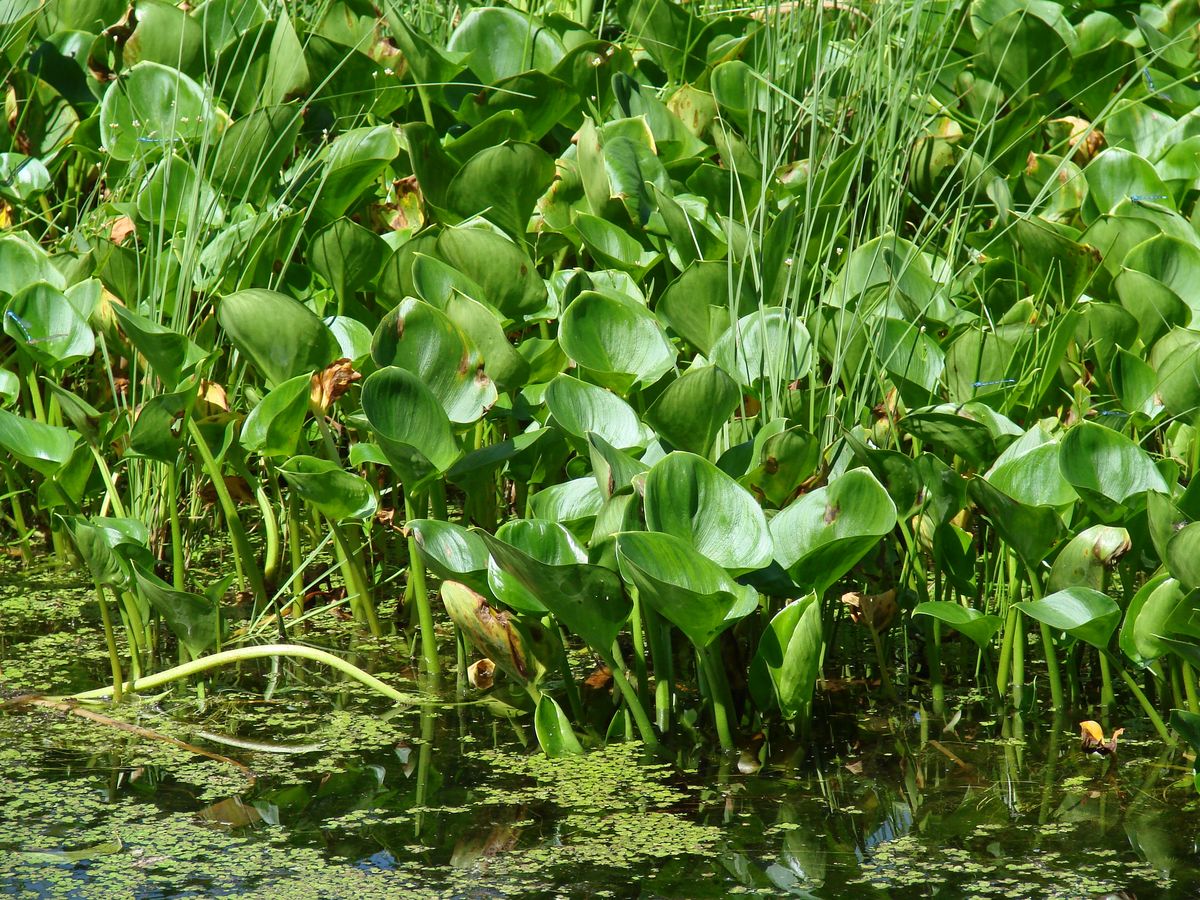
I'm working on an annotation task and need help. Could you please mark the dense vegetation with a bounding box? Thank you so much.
[2,0,1200,771]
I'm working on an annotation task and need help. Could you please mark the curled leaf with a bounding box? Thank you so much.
[310,358,360,413]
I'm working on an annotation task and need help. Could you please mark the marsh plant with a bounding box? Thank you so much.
[1,0,1200,768]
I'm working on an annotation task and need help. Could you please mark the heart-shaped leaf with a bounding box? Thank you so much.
[912,601,1003,649]
[360,367,462,484]
[559,289,676,392]
[1015,587,1121,649]
[748,594,822,720]
[770,468,897,595]
[616,530,759,648]
[372,298,496,424]
[241,374,310,458]
[410,520,491,593]
[480,528,630,652]
[218,289,340,388]
[643,451,773,575]
[278,455,377,521]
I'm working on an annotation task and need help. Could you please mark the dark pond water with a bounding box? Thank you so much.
[2,563,1198,898]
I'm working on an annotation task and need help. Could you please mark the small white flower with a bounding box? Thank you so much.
[131,119,141,127]
[384,67,394,76]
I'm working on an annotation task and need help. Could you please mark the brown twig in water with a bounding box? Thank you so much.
[2,696,257,786]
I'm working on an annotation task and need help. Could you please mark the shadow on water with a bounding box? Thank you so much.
[2,565,1198,898]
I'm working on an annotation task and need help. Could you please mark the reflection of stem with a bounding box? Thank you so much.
[867,620,897,701]
[929,618,944,718]
[6,696,255,785]
[1038,712,1064,828]
[68,643,419,704]
[414,700,435,837]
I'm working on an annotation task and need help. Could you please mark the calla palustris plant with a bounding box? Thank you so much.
[0,0,1198,764]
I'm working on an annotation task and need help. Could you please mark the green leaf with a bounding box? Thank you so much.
[559,289,676,392]
[372,298,496,424]
[615,530,758,648]
[111,304,205,390]
[644,451,773,575]
[985,428,1076,509]
[446,142,554,239]
[447,7,565,83]
[241,374,310,458]
[748,594,822,721]
[912,601,1003,649]
[711,308,812,395]
[436,227,547,323]
[209,103,303,204]
[278,455,377,521]
[410,520,491,594]
[310,218,387,303]
[0,408,76,475]
[1120,574,1182,666]
[969,477,1064,570]
[4,281,94,370]
[1059,421,1168,515]
[132,567,220,658]
[574,213,660,273]
[770,468,897,595]
[314,126,401,219]
[129,388,193,463]
[535,694,584,757]
[1166,522,1200,591]
[217,289,340,388]
[1046,525,1130,593]
[99,61,216,161]
[360,366,462,483]
[1015,587,1121,649]
[644,365,739,458]
[545,374,653,451]
[480,528,631,653]
[60,515,150,589]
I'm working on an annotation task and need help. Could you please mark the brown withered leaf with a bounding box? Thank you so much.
[841,589,898,631]
[1049,116,1104,165]
[583,664,613,691]
[197,380,229,415]
[310,358,360,413]
[1080,720,1123,757]
[468,658,496,690]
[108,215,136,245]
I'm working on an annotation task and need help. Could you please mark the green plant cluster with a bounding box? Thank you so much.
[2,0,1200,760]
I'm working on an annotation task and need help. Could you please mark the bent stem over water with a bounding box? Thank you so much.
[69,644,420,705]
